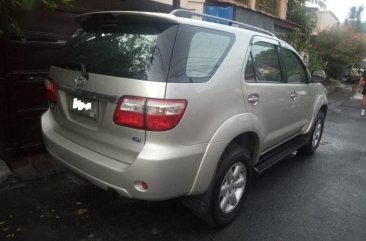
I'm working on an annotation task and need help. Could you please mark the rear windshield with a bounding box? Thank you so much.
[54,23,234,83]
[54,23,177,81]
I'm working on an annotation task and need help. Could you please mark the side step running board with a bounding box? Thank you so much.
[254,137,309,174]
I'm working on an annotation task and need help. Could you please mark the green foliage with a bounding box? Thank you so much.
[306,50,324,72]
[310,5,366,78]
[326,62,344,79]
[361,22,366,34]
[0,0,74,38]
[289,27,311,52]
[1,0,23,38]
[39,0,74,9]
[287,0,317,52]
[313,25,366,65]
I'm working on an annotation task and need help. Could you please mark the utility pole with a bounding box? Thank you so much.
[173,0,180,9]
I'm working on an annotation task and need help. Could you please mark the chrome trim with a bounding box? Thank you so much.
[56,83,119,104]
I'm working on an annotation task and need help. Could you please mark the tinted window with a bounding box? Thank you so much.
[244,53,256,82]
[251,42,282,82]
[186,32,232,78]
[281,48,308,83]
[169,25,235,83]
[54,24,177,81]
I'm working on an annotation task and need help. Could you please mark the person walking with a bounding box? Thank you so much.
[360,70,366,116]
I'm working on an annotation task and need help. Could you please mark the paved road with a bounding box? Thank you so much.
[1,87,365,241]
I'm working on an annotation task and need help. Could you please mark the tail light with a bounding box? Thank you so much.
[45,79,57,104]
[145,99,187,131]
[114,97,145,129]
[114,96,187,131]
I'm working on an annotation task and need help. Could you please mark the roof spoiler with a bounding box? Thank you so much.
[75,11,179,26]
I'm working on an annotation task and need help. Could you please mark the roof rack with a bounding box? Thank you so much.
[170,9,277,38]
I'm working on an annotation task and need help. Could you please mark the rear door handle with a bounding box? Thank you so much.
[247,93,260,106]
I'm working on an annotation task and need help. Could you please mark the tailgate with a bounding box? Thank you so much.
[46,15,178,164]
[49,67,167,164]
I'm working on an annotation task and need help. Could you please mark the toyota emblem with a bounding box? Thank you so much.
[74,74,86,87]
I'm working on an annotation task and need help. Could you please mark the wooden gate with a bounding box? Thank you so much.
[0,8,77,160]
[0,0,172,161]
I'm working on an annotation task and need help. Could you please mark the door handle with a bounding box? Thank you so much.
[247,93,260,106]
[290,91,297,101]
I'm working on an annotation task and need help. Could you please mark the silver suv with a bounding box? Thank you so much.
[41,10,328,226]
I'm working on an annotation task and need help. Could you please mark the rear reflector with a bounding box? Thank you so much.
[134,180,149,192]
[45,79,57,104]
[114,96,187,131]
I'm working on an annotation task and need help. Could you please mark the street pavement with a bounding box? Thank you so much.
[0,86,365,241]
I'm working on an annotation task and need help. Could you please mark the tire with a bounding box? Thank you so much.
[299,112,325,155]
[184,145,252,227]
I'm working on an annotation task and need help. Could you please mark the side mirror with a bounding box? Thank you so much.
[312,70,326,83]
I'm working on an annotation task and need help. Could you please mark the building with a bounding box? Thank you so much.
[313,10,339,34]
[305,2,339,35]
[176,0,296,40]
[178,0,287,19]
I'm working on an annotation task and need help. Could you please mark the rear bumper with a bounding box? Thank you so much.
[42,110,206,200]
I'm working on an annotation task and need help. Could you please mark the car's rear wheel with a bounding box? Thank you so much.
[299,112,325,155]
[218,162,246,214]
[183,145,252,227]
[210,145,251,226]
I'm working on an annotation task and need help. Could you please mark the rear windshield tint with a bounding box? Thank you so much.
[54,23,177,82]
[169,25,235,83]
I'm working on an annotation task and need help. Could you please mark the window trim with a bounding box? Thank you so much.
[244,51,256,82]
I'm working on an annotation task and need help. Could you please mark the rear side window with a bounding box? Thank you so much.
[54,24,177,82]
[244,52,255,81]
[281,48,308,83]
[245,42,283,83]
[169,25,235,83]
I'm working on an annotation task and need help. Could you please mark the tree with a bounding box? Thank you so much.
[348,5,364,21]
[306,0,327,10]
[287,0,317,52]
[346,5,364,32]
[0,0,74,38]
[312,25,366,77]
[314,26,366,64]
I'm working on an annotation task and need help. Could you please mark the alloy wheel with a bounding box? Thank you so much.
[312,120,323,147]
[219,162,246,213]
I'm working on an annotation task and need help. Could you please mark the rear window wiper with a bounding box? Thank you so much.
[59,62,89,80]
